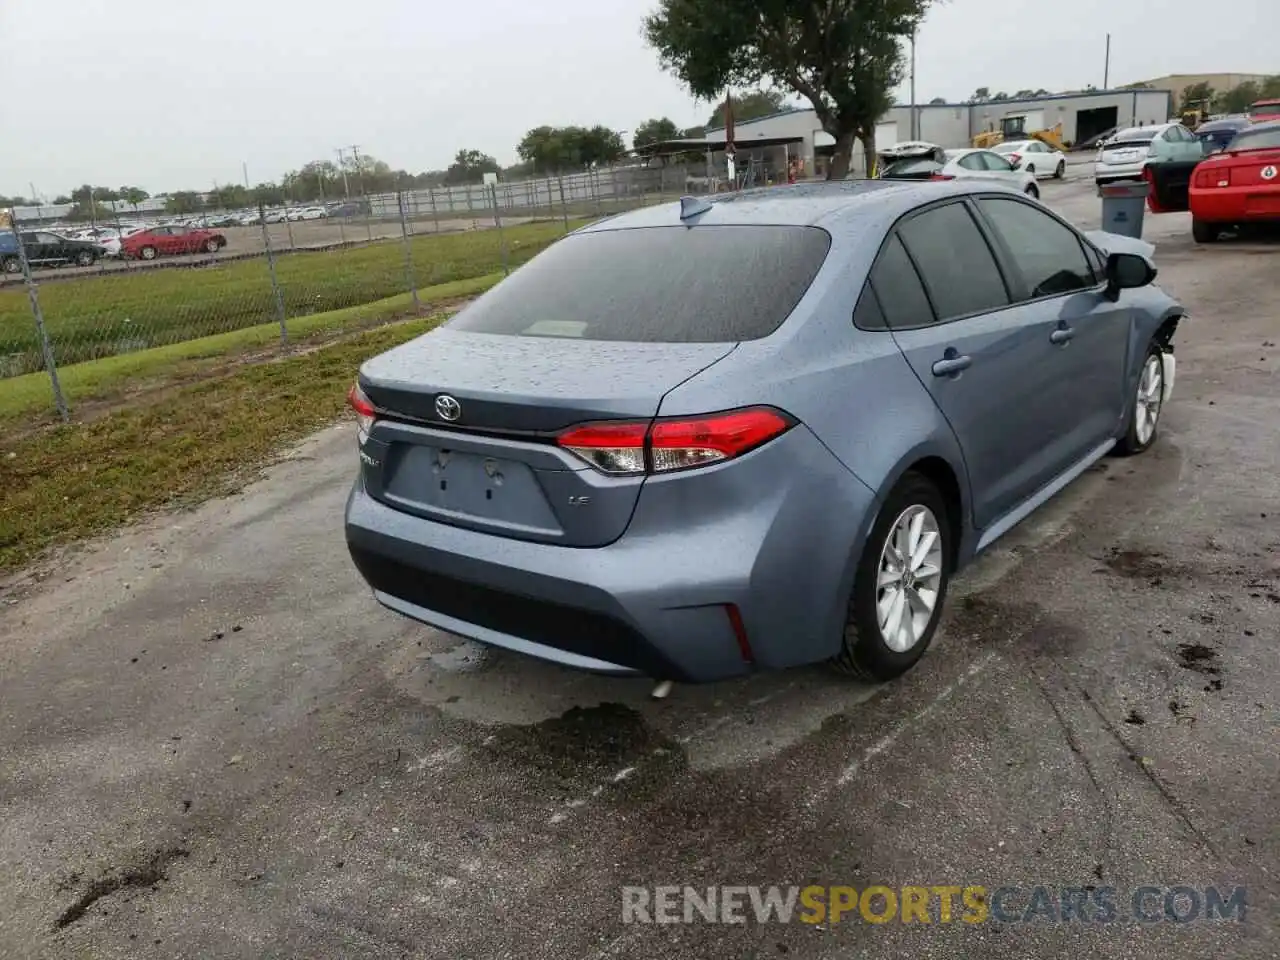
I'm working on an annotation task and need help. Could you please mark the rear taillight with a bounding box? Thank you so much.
[348,381,376,439]
[557,407,794,476]
[1192,165,1231,188]
[1009,153,1021,166]
[929,173,955,181]
[1146,144,1157,157]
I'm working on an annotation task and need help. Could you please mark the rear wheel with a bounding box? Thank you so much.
[2,256,19,275]
[1025,164,1037,177]
[833,473,952,681]
[140,246,158,261]
[205,237,220,253]
[75,250,95,267]
[1115,343,1165,456]
[1191,218,1221,243]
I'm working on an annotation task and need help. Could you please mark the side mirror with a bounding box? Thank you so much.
[1105,252,1157,299]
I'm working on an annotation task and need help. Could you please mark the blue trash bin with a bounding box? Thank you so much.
[1097,180,1150,239]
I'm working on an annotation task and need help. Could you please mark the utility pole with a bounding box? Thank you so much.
[335,147,352,199]
[349,144,366,196]
[909,27,918,141]
[1103,33,1111,90]
[242,161,250,190]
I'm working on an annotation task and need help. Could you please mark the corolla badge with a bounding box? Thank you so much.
[435,394,462,422]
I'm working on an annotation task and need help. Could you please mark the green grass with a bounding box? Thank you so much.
[0,313,451,574]
[0,219,584,373]
[0,272,505,425]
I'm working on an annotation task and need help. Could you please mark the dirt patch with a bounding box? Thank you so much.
[55,846,189,929]
[1102,547,1184,585]
[1175,643,1221,676]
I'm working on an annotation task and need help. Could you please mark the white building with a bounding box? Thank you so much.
[703,88,1175,177]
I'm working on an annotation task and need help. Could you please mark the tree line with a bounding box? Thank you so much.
[1177,76,1280,115]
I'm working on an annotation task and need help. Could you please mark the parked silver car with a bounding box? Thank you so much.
[1094,122,1204,184]
[345,182,1184,684]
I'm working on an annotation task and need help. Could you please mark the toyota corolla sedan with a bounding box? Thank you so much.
[345,181,1184,684]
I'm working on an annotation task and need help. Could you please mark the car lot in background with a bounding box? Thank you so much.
[1095,122,1204,184]
[877,143,1040,197]
[120,224,227,260]
[345,180,1180,683]
[1189,120,1280,242]
[993,138,1067,179]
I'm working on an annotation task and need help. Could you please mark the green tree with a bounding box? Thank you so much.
[0,195,33,207]
[1261,75,1280,99]
[928,96,946,104]
[683,124,707,138]
[53,195,72,205]
[165,191,204,214]
[119,186,149,215]
[646,0,929,179]
[251,182,285,207]
[444,149,501,185]
[1180,81,1214,113]
[1216,80,1260,114]
[634,117,683,148]
[705,88,787,128]
[991,91,1009,101]
[971,86,991,101]
[517,126,625,171]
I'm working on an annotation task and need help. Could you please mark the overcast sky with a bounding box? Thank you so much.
[1,0,1274,197]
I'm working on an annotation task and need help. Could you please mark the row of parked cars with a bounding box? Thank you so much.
[0,223,229,273]
[1094,100,1280,243]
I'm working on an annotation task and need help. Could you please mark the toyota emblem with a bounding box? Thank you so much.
[434,394,462,422]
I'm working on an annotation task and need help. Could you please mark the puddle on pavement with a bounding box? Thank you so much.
[479,702,687,794]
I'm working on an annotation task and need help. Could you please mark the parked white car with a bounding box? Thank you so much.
[1094,122,1204,184]
[993,139,1067,179]
[878,143,1040,198]
[296,206,327,220]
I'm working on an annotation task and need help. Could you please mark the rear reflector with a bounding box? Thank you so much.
[557,407,794,476]
[348,381,376,437]
[929,173,955,181]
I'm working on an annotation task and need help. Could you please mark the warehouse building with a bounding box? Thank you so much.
[701,87,1174,177]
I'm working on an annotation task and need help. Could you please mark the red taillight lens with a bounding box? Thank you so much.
[348,381,376,437]
[557,407,794,475]
[929,173,955,181]
[1192,165,1231,188]
[1009,154,1021,165]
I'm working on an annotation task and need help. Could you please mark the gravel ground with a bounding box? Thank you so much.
[1,177,1277,960]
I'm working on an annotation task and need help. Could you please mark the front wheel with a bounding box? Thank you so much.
[2,256,19,275]
[205,237,221,253]
[833,473,952,681]
[140,246,158,261]
[1191,218,1221,244]
[1115,344,1165,456]
[75,250,95,267]
[1025,183,1040,199]
[1054,160,1066,179]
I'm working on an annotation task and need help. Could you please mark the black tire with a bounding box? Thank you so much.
[833,472,953,681]
[1114,341,1165,456]
[1054,160,1066,179]
[205,237,220,253]
[1191,218,1220,244]
[75,250,95,267]
[2,256,19,275]
[1025,184,1040,199]
[140,246,158,261]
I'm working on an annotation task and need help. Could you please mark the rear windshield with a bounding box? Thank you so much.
[1227,127,1280,151]
[881,158,943,178]
[1108,130,1153,146]
[446,225,832,343]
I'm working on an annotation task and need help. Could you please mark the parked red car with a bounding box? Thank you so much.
[1189,120,1280,242]
[120,225,227,260]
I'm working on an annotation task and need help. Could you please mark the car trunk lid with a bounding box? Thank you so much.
[357,328,736,547]
[1100,138,1152,166]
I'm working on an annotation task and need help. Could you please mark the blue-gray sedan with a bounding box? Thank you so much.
[345,180,1185,683]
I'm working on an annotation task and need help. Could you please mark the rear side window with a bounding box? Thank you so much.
[897,203,1009,321]
[447,224,831,342]
[868,236,934,328]
[977,197,1096,297]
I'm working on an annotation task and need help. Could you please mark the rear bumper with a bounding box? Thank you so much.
[1190,187,1280,223]
[344,426,878,683]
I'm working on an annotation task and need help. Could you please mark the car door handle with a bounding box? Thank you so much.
[1050,327,1075,345]
[931,354,972,376]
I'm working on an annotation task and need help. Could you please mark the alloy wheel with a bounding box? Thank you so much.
[1134,354,1164,446]
[875,505,944,653]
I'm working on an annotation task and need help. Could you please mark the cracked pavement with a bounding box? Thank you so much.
[1,176,1277,959]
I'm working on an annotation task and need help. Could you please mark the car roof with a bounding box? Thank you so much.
[575,180,1008,235]
[1112,125,1167,140]
[1244,118,1280,132]
[1197,118,1251,132]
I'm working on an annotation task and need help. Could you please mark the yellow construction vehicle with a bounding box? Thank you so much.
[972,115,1067,150]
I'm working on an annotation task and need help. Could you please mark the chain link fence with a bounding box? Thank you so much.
[1,164,694,425]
